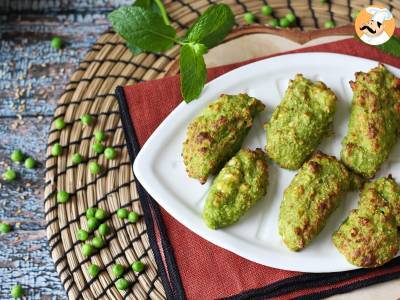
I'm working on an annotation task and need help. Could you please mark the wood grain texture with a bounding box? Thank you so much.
[0,1,123,298]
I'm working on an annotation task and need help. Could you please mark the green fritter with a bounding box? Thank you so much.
[362,176,400,225]
[341,64,400,178]
[279,151,361,251]
[265,74,337,170]
[182,94,265,184]
[333,185,399,268]
[203,148,268,229]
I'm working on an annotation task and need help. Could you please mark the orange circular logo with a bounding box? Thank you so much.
[355,5,395,45]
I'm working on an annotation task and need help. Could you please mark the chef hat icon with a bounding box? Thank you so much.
[366,7,393,24]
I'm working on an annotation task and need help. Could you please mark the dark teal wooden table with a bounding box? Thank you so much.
[0,1,126,298]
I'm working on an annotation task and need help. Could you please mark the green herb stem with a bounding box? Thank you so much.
[154,0,170,25]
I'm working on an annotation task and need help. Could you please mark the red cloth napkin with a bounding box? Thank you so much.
[116,36,400,300]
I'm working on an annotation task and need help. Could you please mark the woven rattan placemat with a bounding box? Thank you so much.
[44,1,400,299]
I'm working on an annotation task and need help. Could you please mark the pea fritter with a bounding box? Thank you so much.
[333,179,400,268]
[203,148,268,229]
[182,94,265,184]
[265,74,337,170]
[341,64,400,178]
[279,151,361,251]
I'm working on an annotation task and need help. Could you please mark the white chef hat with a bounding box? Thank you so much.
[366,7,393,24]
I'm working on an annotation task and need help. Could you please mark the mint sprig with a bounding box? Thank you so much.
[109,3,235,103]
[375,36,400,58]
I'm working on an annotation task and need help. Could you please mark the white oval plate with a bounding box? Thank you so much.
[133,53,400,273]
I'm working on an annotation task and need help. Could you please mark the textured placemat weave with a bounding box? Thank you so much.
[44,1,400,299]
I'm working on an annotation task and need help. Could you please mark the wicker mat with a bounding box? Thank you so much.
[44,1,400,299]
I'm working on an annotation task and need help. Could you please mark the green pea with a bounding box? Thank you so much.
[279,17,290,27]
[51,143,62,156]
[128,211,139,223]
[82,243,94,257]
[112,264,125,278]
[0,222,12,234]
[87,217,99,231]
[2,169,17,181]
[88,264,100,278]
[54,118,65,130]
[285,13,296,24]
[244,12,255,24]
[95,208,107,221]
[24,157,37,169]
[89,161,101,175]
[117,208,129,219]
[351,10,359,19]
[94,131,107,142]
[86,207,97,218]
[261,5,272,16]
[92,236,105,249]
[11,284,24,299]
[320,0,328,3]
[98,223,110,236]
[11,149,24,163]
[81,114,93,125]
[268,18,279,27]
[76,229,89,241]
[104,147,117,160]
[93,142,105,154]
[57,191,70,203]
[72,153,83,164]
[324,20,335,28]
[115,278,129,290]
[51,36,63,49]
[131,261,145,273]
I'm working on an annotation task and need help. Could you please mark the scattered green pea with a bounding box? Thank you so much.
[128,211,139,223]
[86,207,97,218]
[115,278,129,290]
[11,284,24,299]
[131,261,145,273]
[72,153,83,164]
[112,264,125,278]
[104,147,117,160]
[117,208,129,219]
[76,229,89,241]
[261,5,272,16]
[88,264,100,278]
[2,169,17,181]
[98,223,110,236]
[351,10,359,19]
[24,157,37,169]
[268,18,279,27]
[54,118,66,130]
[57,191,70,203]
[95,208,107,221]
[51,143,62,156]
[94,131,107,142]
[82,243,95,257]
[87,217,100,231]
[93,142,105,154]
[324,20,335,28]
[244,12,255,24]
[279,17,290,28]
[92,236,105,249]
[51,36,63,49]
[0,223,12,234]
[89,161,101,175]
[285,13,296,24]
[81,114,93,125]
[11,149,24,163]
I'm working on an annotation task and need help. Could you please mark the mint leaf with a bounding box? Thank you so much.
[185,4,235,48]
[108,6,176,52]
[180,43,208,102]
[375,36,400,57]
[126,42,143,55]
[133,0,170,25]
